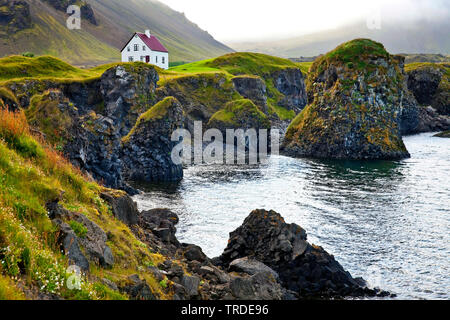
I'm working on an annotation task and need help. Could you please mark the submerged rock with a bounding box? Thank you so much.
[283,39,411,160]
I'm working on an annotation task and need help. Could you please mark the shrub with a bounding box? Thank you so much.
[22,52,35,58]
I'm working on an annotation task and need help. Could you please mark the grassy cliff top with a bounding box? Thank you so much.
[168,52,300,78]
[404,62,450,75]
[0,55,161,84]
[311,39,390,74]
[122,97,179,143]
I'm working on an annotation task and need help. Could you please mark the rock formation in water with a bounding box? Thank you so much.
[215,209,390,298]
[121,97,185,183]
[400,63,450,134]
[282,39,412,160]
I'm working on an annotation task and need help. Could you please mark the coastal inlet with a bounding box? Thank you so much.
[134,132,450,300]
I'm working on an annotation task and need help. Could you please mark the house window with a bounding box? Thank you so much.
[127,46,130,52]
[143,46,146,51]
[134,44,139,51]
[162,57,165,64]
[140,56,144,62]
[128,56,134,62]
[156,56,158,63]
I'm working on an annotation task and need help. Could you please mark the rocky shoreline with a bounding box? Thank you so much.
[46,189,393,300]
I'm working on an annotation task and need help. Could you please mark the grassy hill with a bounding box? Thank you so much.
[0,0,233,66]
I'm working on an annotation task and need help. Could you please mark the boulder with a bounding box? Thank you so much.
[218,209,385,298]
[120,274,157,300]
[139,208,180,246]
[47,202,114,269]
[229,257,279,280]
[283,39,412,160]
[230,271,283,300]
[181,275,201,297]
[100,190,139,225]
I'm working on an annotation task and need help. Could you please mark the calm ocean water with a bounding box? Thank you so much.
[134,132,450,299]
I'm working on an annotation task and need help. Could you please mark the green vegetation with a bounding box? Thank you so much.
[311,39,389,76]
[0,55,104,83]
[0,108,169,300]
[166,53,302,120]
[68,221,88,238]
[209,99,270,129]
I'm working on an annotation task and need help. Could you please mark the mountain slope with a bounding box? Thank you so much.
[229,19,450,58]
[0,0,233,65]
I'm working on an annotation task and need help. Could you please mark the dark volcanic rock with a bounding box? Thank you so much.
[283,39,412,160]
[100,190,139,226]
[218,209,384,298]
[407,65,443,105]
[139,208,180,246]
[232,75,269,113]
[406,64,450,116]
[120,274,157,300]
[121,96,185,183]
[272,68,307,113]
[47,202,114,269]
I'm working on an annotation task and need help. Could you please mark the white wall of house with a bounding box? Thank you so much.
[121,34,169,69]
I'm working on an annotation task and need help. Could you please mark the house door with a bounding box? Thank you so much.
[146,56,150,63]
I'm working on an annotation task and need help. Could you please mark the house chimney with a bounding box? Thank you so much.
[145,29,151,38]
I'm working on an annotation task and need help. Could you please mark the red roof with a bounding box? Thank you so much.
[136,33,168,53]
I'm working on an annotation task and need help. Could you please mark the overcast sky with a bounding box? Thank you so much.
[158,0,449,42]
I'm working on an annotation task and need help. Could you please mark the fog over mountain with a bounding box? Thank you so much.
[225,0,449,56]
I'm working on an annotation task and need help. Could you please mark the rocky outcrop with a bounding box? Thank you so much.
[47,201,114,271]
[216,209,390,298]
[207,99,271,134]
[100,190,139,226]
[10,64,181,193]
[232,76,268,114]
[283,39,412,160]
[407,65,443,105]
[406,64,449,117]
[0,0,32,35]
[121,97,185,183]
[129,206,389,300]
[272,68,307,113]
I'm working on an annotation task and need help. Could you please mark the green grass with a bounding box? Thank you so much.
[122,97,179,143]
[167,53,301,120]
[0,109,170,300]
[209,99,270,128]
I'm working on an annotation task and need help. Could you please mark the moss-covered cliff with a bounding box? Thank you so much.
[283,39,412,160]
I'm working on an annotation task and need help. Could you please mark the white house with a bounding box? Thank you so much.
[121,30,169,69]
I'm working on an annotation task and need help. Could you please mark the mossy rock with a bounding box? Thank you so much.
[208,99,271,132]
[25,90,75,147]
[283,39,411,160]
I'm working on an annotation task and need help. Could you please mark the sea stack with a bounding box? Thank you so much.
[282,39,412,160]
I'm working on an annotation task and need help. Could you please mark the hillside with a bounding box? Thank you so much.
[229,19,450,58]
[0,0,233,65]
